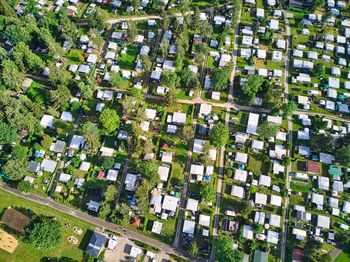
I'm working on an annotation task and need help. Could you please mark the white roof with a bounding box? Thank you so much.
[270,195,282,207]
[198,214,210,227]
[234,169,247,182]
[161,152,173,163]
[145,108,156,120]
[267,230,279,244]
[311,192,324,205]
[183,220,195,234]
[172,112,186,124]
[106,169,118,181]
[242,225,254,239]
[59,173,71,183]
[259,175,271,187]
[231,185,245,199]
[235,152,248,163]
[60,111,73,122]
[255,193,267,205]
[151,221,163,234]
[125,173,138,191]
[252,140,264,150]
[193,139,206,154]
[69,135,85,150]
[269,214,281,228]
[40,115,54,128]
[41,159,57,173]
[87,54,97,64]
[270,19,279,30]
[162,195,179,212]
[199,104,212,116]
[318,176,330,190]
[317,215,330,229]
[186,198,199,212]
[343,201,350,213]
[158,166,170,181]
[246,113,259,135]
[190,164,204,175]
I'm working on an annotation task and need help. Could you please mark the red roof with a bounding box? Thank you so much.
[292,249,304,262]
[307,161,319,173]
[98,171,105,180]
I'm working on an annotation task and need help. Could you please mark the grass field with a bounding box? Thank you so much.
[335,247,350,262]
[0,189,96,262]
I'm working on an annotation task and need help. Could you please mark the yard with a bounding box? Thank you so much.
[0,189,96,262]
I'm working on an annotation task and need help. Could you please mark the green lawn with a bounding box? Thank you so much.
[335,247,350,262]
[117,44,138,70]
[0,189,96,262]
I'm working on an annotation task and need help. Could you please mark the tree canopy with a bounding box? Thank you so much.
[24,215,62,249]
[3,158,29,181]
[257,121,279,139]
[214,234,244,262]
[99,108,120,134]
[336,146,350,167]
[210,122,229,148]
[200,183,216,203]
[211,67,230,90]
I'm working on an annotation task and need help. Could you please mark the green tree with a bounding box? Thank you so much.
[336,146,350,167]
[304,238,322,262]
[135,179,150,213]
[104,185,117,202]
[282,156,291,167]
[310,133,333,153]
[181,125,194,141]
[165,87,179,107]
[313,116,328,131]
[239,200,253,216]
[49,85,71,110]
[86,9,105,31]
[161,72,180,88]
[0,121,17,143]
[200,183,216,203]
[127,21,138,42]
[17,180,33,192]
[189,241,199,256]
[111,203,131,226]
[243,75,264,104]
[121,96,145,122]
[282,102,297,117]
[99,108,120,134]
[312,63,326,78]
[77,80,95,100]
[110,72,124,87]
[257,121,279,139]
[137,161,158,187]
[211,67,230,90]
[40,134,54,150]
[79,121,101,153]
[102,156,115,169]
[3,158,29,181]
[210,122,229,148]
[180,69,200,90]
[12,145,28,159]
[214,234,244,262]
[24,215,62,249]
[48,65,72,86]
[139,54,152,72]
[1,60,25,90]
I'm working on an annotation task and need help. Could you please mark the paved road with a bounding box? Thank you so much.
[280,10,292,262]
[0,183,204,261]
[173,110,198,248]
[209,7,242,262]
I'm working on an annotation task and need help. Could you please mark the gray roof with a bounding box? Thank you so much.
[85,232,107,257]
